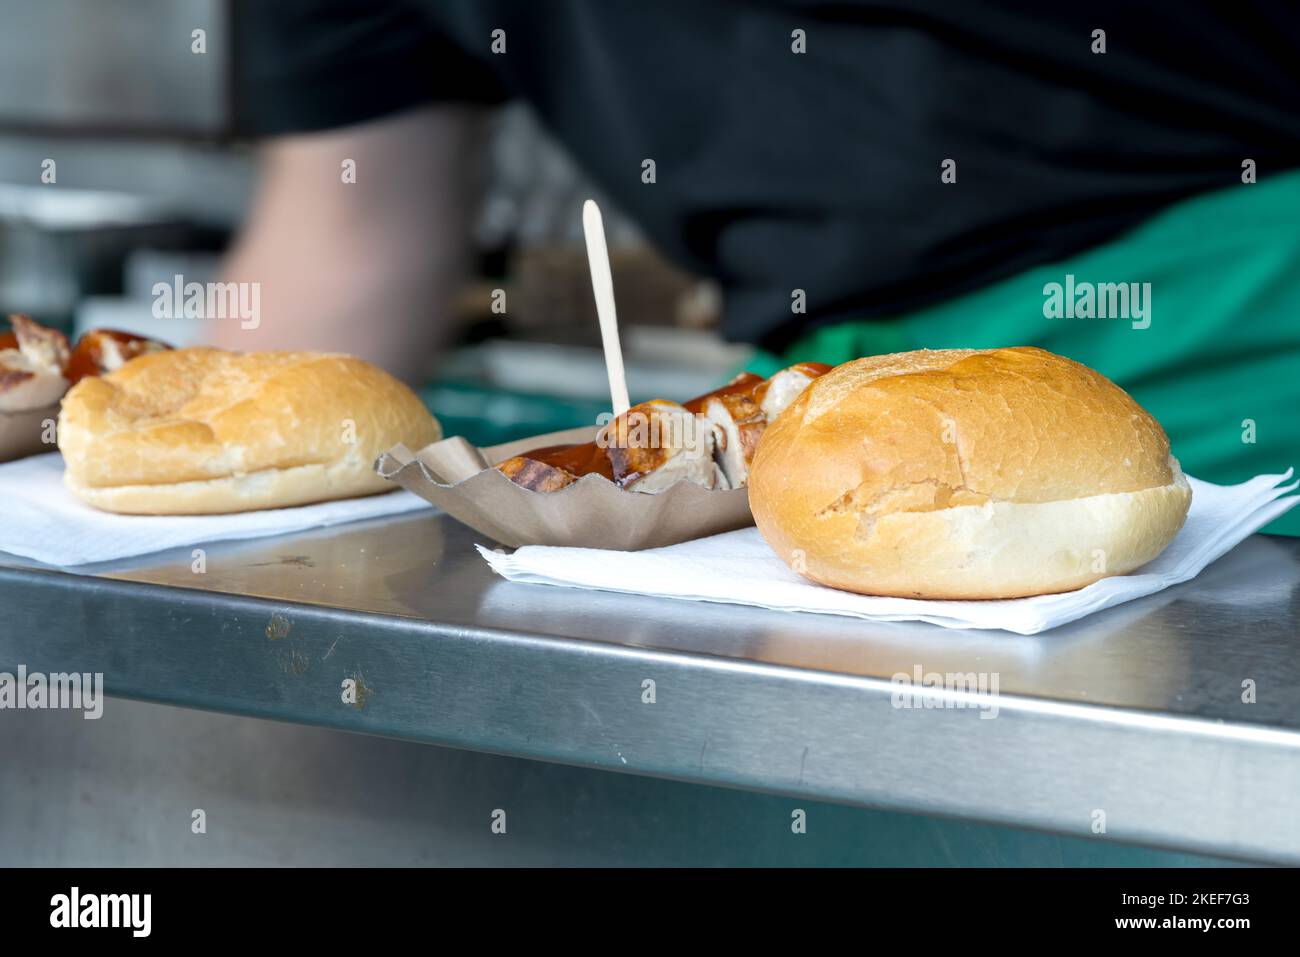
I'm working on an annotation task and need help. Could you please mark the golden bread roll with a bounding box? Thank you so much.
[748,347,1191,599]
[58,347,441,514]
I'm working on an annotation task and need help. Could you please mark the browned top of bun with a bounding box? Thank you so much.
[751,347,1176,522]
[59,347,441,490]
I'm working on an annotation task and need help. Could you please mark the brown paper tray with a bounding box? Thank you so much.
[376,426,753,550]
[0,403,58,463]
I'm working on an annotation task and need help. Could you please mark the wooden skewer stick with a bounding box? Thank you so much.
[582,199,631,417]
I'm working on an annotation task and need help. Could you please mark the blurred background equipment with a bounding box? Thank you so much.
[0,0,736,446]
[0,0,226,134]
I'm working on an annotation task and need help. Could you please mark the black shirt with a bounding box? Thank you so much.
[235,0,1300,349]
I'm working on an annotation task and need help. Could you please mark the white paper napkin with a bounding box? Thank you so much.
[0,453,429,566]
[480,470,1299,635]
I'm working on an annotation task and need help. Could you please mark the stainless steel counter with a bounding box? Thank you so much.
[2,511,1298,864]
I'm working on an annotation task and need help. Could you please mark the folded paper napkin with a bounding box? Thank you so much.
[480,470,1298,635]
[0,453,429,566]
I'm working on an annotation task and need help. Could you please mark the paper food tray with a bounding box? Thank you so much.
[376,426,753,549]
[0,403,57,463]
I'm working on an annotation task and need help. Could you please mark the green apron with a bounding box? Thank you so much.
[750,172,1300,536]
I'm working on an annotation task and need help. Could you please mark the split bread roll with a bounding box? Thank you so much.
[748,347,1192,599]
[58,347,442,514]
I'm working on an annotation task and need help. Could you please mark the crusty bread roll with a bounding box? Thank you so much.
[58,347,441,514]
[748,347,1192,599]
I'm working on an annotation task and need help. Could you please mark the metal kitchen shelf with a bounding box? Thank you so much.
[2,511,1298,864]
